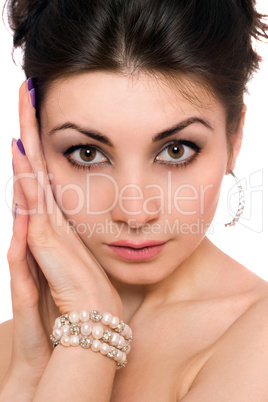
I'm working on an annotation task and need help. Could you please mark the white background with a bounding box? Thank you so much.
[0,0,267,323]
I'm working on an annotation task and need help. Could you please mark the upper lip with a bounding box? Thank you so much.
[107,240,166,249]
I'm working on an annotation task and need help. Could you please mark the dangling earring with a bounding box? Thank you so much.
[225,171,245,227]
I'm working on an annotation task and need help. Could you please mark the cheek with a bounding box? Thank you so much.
[50,171,119,218]
[167,177,222,225]
[168,164,226,228]
[200,174,223,220]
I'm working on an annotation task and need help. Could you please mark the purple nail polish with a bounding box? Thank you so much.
[14,203,18,220]
[16,139,26,156]
[29,88,36,109]
[27,77,34,91]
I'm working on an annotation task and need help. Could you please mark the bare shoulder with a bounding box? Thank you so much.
[0,320,13,384]
[182,296,268,401]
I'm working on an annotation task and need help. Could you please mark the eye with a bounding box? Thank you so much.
[64,145,109,168]
[155,141,200,165]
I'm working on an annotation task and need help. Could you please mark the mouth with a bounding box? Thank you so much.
[106,240,167,261]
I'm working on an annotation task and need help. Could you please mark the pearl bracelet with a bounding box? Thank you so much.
[50,310,133,369]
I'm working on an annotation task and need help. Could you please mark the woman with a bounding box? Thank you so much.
[0,0,268,400]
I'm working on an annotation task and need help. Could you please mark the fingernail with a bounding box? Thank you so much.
[11,138,16,149]
[14,203,18,220]
[27,78,36,109]
[12,159,14,173]
[16,139,26,156]
[27,77,34,91]
[29,88,36,109]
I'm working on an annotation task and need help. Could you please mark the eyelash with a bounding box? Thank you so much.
[63,140,201,171]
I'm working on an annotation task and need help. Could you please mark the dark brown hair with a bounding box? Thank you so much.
[5,0,268,139]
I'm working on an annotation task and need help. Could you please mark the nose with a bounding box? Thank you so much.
[110,179,162,227]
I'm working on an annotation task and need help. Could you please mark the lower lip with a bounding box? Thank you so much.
[108,244,165,261]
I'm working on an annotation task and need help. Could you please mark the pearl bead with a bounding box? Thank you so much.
[92,325,104,340]
[100,342,111,355]
[70,335,80,346]
[53,328,61,340]
[81,322,92,336]
[91,340,101,352]
[61,335,70,347]
[110,332,120,347]
[79,309,90,322]
[117,336,125,349]
[110,316,120,329]
[69,311,80,324]
[125,328,133,339]
[120,324,129,337]
[101,312,113,326]
[121,353,127,364]
[114,350,124,363]
[60,324,70,336]
[54,317,62,329]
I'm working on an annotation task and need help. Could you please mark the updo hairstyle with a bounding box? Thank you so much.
[5,0,268,157]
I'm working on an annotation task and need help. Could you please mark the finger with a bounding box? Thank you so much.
[19,80,52,204]
[8,204,39,311]
[8,206,52,370]
[11,155,28,220]
[13,138,44,272]
[10,158,56,328]
[18,81,69,234]
[11,140,40,292]
[12,138,50,226]
[19,80,45,172]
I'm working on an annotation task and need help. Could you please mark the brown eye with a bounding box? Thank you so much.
[70,146,108,165]
[167,144,184,159]
[80,147,96,162]
[155,141,198,164]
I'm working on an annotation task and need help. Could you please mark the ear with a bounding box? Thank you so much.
[226,104,247,174]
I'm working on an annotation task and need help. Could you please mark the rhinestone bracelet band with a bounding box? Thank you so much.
[50,310,133,369]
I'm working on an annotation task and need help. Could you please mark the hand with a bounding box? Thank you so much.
[15,80,123,317]
[1,80,124,399]
[0,168,52,400]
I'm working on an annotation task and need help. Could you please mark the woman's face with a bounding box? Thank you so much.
[40,72,232,285]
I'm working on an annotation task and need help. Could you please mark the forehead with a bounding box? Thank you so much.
[40,71,226,135]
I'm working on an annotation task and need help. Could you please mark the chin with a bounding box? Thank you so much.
[103,261,176,286]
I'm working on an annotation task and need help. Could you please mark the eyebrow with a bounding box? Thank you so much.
[48,122,113,146]
[152,117,214,142]
[48,117,214,146]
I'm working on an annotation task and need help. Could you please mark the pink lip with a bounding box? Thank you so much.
[107,240,166,261]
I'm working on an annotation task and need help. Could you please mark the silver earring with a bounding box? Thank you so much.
[225,171,245,227]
